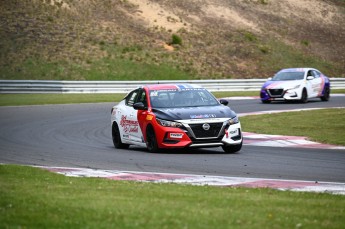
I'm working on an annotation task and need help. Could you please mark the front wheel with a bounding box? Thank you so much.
[146,126,160,153]
[300,89,308,103]
[222,142,242,153]
[112,123,129,149]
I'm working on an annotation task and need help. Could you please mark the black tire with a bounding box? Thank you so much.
[222,142,242,153]
[320,87,330,101]
[146,126,160,153]
[112,122,129,149]
[300,89,308,103]
[262,100,271,104]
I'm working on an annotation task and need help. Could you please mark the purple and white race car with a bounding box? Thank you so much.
[260,68,330,103]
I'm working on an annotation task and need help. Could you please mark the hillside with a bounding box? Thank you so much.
[1,0,344,80]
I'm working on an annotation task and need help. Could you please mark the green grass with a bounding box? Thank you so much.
[241,108,345,146]
[0,90,344,106]
[1,164,344,229]
[1,0,344,81]
[0,91,261,106]
[0,57,193,81]
[0,93,126,106]
[257,39,342,77]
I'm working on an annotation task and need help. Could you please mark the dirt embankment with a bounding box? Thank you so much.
[1,0,344,79]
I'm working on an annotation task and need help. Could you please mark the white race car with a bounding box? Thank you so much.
[260,68,330,103]
[111,84,243,153]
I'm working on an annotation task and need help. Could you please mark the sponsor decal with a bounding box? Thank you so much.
[190,114,217,119]
[150,91,159,97]
[170,133,183,139]
[123,134,129,138]
[120,115,139,133]
[225,129,239,138]
[229,129,239,137]
[281,68,305,72]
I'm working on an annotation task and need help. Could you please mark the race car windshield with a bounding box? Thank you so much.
[272,72,305,81]
[149,89,219,108]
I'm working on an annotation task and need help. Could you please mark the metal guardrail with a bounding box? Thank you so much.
[0,79,344,93]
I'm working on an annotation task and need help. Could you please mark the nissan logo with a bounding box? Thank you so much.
[202,123,210,131]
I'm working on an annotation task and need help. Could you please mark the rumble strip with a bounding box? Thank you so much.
[240,107,345,150]
[40,166,345,195]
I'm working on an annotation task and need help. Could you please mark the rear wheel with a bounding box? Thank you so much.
[320,87,330,101]
[300,89,308,103]
[222,142,242,153]
[112,122,129,149]
[146,126,160,153]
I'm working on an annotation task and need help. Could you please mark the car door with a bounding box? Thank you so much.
[309,70,322,97]
[120,89,142,144]
[306,70,320,98]
[132,88,147,144]
[312,70,325,96]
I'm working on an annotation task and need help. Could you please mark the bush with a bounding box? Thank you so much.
[171,34,182,45]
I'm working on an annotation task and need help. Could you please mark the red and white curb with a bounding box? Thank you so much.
[239,107,345,117]
[243,132,345,150]
[240,107,345,150]
[40,166,345,195]
[223,94,345,100]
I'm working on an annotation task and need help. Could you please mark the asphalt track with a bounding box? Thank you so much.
[0,96,344,183]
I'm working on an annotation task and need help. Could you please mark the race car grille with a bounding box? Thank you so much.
[188,123,224,138]
[191,137,224,144]
[268,89,284,97]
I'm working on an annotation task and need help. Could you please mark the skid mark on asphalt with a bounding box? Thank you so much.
[40,166,345,195]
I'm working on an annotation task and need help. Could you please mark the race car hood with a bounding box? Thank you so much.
[152,105,237,121]
[262,80,304,90]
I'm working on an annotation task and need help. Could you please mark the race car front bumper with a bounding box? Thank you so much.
[260,89,301,101]
[155,121,242,149]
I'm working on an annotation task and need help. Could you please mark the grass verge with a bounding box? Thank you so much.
[1,164,344,229]
[0,91,261,106]
[0,90,344,106]
[0,93,126,106]
[241,108,345,146]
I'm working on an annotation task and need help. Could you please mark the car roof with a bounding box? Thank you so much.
[145,84,204,91]
[279,68,318,73]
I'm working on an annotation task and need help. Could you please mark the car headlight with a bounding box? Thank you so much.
[228,116,239,125]
[288,84,301,90]
[156,118,183,128]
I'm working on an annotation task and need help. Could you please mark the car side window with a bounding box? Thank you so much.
[137,90,147,107]
[125,90,139,107]
[307,70,313,77]
[312,70,320,78]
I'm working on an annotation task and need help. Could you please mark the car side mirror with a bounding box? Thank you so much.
[133,102,147,110]
[219,99,229,106]
[306,76,314,80]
